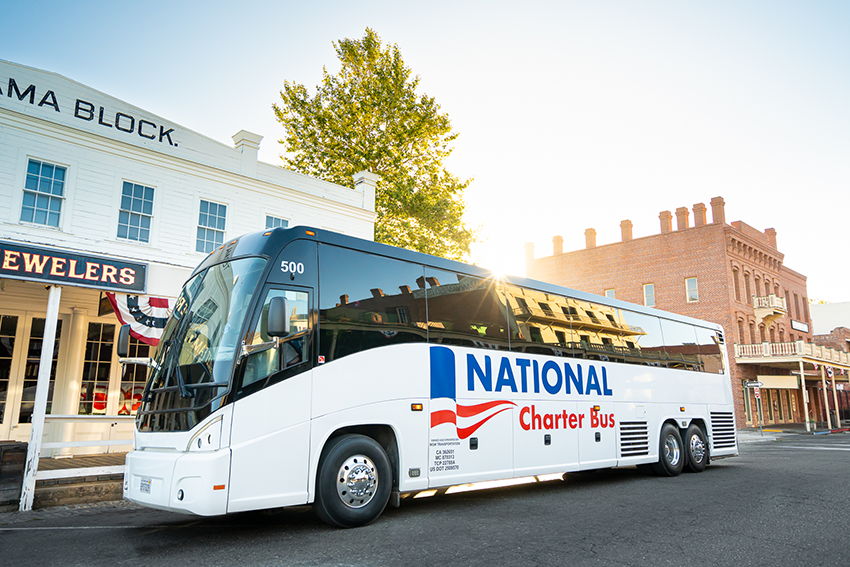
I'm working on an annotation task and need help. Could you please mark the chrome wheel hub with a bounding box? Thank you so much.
[689,434,706,464]
[336,455,378,509]
[664,434,681,466]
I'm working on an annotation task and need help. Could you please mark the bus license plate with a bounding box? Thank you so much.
[140,478,151,494]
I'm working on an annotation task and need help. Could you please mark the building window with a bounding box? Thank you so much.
[744,274,751,304]
[643,284,655,307]
[604,289,615,299]
[0,315,19,423]
[802,298,809,322]
[737,320,745,344]
[118,182,154,242]
[793,293,800,319]
[119,337,149,415]
[197,200,226,253]
[685,277,699,302]
[79,323,114,415]
[21,159,66,227]
[19,318,63,423]
[265,215,289,229]
[732,269,740,302]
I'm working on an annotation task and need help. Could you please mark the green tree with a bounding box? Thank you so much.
[273,28,476,260]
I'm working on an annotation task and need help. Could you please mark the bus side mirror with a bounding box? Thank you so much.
[117,324,131,358]
[267,296,290,337]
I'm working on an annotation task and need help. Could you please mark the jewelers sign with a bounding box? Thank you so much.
[0,240,146,293]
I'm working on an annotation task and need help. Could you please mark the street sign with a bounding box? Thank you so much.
[754,387,760,399]
[746,381,763,388]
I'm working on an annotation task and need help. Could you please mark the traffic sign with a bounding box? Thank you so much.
[754,387,760,399]
[746,381,763,388]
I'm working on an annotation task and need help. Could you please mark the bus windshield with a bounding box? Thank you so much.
[138,257,267,431]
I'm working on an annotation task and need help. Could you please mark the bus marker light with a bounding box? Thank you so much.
[305,230,315,236]
[680,407,686,412]
[592,405,600,412]
[213,485,226,491]
[263,232,272,236]
[177,489,184,501]
[411,403,423,412]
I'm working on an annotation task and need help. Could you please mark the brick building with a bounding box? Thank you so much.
[526,197,850,430]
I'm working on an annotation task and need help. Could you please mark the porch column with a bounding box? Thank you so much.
[831,371,841,428]
[799,361,810,432]
[821,365,832,430]
[20,285,62,512]
[56,308,88,456]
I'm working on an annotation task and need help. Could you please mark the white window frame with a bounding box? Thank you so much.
[643,283,655,307]
[686,277,699,303]
[196,198,227,254]
[117,181,155,244]
[19,158,68,229]
[265,214,290,230]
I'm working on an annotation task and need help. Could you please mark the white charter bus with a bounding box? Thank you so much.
[120,226,738,527]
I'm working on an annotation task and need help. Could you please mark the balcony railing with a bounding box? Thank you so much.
[734,340,850,366]
[752,294,786,311]
[511,306,644,335]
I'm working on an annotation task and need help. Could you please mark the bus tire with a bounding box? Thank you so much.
[314,434,392,528]
[684,424,708,473]
[651,423,684,477]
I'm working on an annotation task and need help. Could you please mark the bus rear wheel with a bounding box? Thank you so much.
[684,424,708,473]
[314,434,392,528]
[651,423,684,477]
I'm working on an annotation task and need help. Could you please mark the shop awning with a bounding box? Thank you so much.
[106,292,174,346]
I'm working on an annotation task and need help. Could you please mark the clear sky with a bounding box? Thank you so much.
[2,1,848,302]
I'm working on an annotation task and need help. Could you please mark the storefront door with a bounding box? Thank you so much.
[0,310,68,443]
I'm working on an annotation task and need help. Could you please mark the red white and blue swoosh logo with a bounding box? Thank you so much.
[430,346,515,439]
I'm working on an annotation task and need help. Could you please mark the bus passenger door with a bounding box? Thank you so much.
[228,285,314,513]
[578,401,617,469]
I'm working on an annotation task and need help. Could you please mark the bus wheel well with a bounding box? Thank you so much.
[325,425,399,493]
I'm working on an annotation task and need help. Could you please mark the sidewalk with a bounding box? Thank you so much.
[737,422,850,443]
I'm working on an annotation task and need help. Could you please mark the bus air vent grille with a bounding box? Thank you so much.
[618,421,649,457]
[710,412,737,448]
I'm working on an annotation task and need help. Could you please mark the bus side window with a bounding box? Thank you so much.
[243,289,310,389]
[694,326,724,373]
[318,244,428,364]
[619,310,666,367]
[659,318,700,371]
[424,269,509,350]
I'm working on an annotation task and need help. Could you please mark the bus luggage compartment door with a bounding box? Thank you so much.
[578,402,617,469]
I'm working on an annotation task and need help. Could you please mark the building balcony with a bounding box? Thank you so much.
[752,294,786,328]
[735,340,850,369]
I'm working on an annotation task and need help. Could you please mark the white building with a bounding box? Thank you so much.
[0,59,377,454]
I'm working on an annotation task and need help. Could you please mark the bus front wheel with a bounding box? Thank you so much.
[314,434,392,528]
[652,423,685,477]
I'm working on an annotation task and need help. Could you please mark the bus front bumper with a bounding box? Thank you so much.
[123,449,231,516]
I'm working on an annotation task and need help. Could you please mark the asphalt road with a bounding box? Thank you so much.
[2,434,850,567]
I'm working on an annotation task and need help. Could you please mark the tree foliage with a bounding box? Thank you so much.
[273,28,476,260]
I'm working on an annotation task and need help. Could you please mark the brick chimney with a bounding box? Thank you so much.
[232,130,263,177]
[765,228,777,249]
[585,228,597,249]
[693,203,707,227]
[553,235,564,255]
[620,220,633,242]
[660,211,672,234]
[711,196,726,225]
[676,207,690,230]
